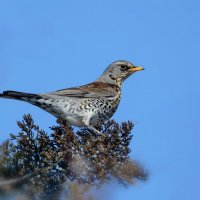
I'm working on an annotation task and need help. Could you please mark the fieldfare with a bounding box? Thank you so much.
[0,61,144,135]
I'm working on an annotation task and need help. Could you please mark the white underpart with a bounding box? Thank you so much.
[38,97,93,127]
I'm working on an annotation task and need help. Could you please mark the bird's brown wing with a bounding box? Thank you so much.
[46,82,119,98]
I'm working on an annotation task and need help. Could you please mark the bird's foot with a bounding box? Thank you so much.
[86,125,106,138]
[81,117,106,138]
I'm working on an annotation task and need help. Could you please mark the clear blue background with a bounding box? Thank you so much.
[0,0,200,199]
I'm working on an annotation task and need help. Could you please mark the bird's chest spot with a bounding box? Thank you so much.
[81,94,121,123]
[105,95,121,116]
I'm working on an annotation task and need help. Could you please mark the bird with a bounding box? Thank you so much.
[0,60,144,135]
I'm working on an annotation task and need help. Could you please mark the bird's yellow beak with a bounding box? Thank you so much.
[128,66,144,73]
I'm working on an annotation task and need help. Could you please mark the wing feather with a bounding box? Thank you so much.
[46,82,119,98]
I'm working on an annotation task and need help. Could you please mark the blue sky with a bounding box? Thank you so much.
[0,0,200,199]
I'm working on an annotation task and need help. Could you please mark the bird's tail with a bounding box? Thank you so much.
[0,90,40,101]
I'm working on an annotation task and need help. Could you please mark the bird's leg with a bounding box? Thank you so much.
[82,117,106,137]
[86,124,106,137]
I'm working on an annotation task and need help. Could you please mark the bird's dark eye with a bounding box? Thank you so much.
[121,64,127,71]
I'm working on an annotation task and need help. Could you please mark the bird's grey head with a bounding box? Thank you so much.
[97,60,144,85]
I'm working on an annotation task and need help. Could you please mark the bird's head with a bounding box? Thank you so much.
[97,60,144,85]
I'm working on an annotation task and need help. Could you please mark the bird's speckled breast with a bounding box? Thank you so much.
[77,92,121,125]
